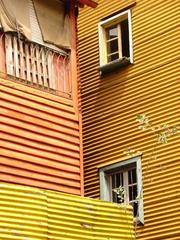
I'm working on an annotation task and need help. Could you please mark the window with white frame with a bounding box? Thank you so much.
[99,157,144,224]
[98,9,133,73]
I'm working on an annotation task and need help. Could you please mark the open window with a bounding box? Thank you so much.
[99,157,144,224]
[98,9,133,74]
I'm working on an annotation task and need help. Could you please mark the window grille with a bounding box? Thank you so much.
[109,165,138,217]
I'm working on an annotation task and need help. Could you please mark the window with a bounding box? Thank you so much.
[98,9,133,73]
[99,157,144,224]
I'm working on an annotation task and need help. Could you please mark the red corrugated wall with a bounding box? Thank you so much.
[0,79,80,194]
[0,1,83,196]
[0,79,81,195]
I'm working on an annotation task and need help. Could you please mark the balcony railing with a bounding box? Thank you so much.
[0,33,71,96]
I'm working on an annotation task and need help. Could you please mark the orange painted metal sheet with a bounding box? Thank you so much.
[0,78,81,195]
[0,183,135,240]
[78,0,180,239]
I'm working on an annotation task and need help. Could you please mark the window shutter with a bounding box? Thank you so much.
[137,158,144,224]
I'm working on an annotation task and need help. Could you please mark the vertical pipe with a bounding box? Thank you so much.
[70,0,84,196]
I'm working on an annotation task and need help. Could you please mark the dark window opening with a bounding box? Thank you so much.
[121,19,130,57]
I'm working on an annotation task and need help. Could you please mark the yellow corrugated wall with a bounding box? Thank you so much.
[78,0,180,239]
[0,182,134,240]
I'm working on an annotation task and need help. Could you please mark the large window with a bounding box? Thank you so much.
[98,9,133,73]
[99,157,144,224]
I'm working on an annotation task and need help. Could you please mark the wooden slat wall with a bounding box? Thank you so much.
[0,78,81,195]
[78,0,180,239]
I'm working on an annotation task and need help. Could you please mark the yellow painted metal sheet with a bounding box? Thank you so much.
[78,0,180,239]
[0,183,135,240]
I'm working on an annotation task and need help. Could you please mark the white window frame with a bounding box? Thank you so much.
[99,156,144,224]
[98,9,133,67]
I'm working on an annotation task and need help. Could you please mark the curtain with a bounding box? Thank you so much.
[33,0,71,48]
[0,0,31,39]
[0,0,71,48]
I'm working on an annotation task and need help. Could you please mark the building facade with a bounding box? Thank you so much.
[0,0,85,195]
[0,0,134,239]
[78,0,179,239]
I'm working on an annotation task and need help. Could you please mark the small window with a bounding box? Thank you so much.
[98,10,133,73]
[99,157,144,224]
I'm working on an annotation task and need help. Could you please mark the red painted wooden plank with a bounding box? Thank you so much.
[0,139,80,166]
[0,173,81,195]
[0,165,80,187]
[0,115,80,146]
[1,106,79,137]
[0,148,80,173]
[0,132,80,161]
[0,156,80,180]
[1,99,79,130]
[0,91,78,122]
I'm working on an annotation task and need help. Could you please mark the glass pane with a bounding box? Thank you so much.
[111,172,124,203]
[120,172,124,186]
[107,39,118,55]
[128,168,137,184]
[107,53,119,62]
[112,174,116,188]
[112,190,117,202]
[116,173,119,187]
[106,25,118,40]
[129,185,137,201]
[112,175,117,202]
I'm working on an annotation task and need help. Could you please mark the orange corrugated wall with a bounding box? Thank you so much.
[78,0,180,239]
[0,79,81,195]
[0,1,85,196]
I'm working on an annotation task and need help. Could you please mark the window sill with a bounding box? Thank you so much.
[99,57,131,75]
[133,217,144,226]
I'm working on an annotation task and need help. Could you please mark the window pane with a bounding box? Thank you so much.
[112,175,117,202]
[128,168,137,184]
[112,174,116,188]
[129,185,137,201]
[106,26,118,40]
[107,39,118,55]
[116,173,120,187]
[107,53,119,62]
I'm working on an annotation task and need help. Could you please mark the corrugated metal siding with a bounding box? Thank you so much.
[78,0,180,239]
[0,79,81,195]
[0,182,135,240]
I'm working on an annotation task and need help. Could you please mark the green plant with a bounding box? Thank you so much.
[113,185,125,203]
[136,114,178,144]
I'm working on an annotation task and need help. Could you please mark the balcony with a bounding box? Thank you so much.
[0,183,135,240]
[0,33,71,97]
